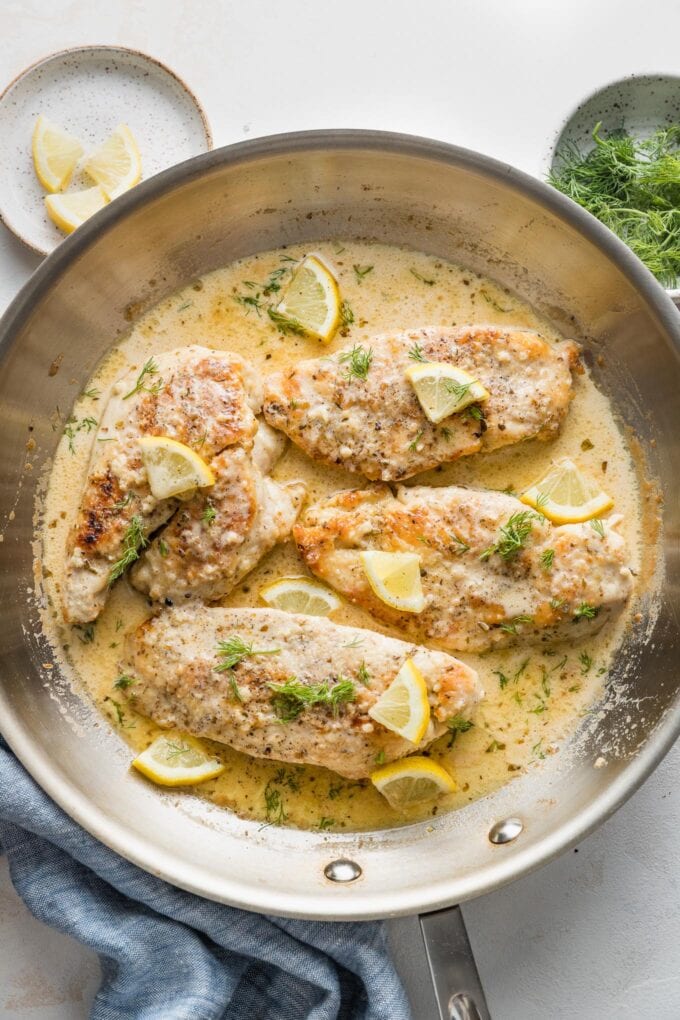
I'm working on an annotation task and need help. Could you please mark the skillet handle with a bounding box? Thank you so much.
[418,905,491,1020]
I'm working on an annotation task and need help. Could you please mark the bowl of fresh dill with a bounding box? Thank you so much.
[548,74,680,303]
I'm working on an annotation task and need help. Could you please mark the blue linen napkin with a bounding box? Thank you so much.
[0,739,412,1019]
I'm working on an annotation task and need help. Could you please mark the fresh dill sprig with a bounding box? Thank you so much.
[445,379,473,404]
[112,492,134,511]
[114,674,136,690]
[449,533,470,554]
[123,358,163,401]
[268,676,356,722]
[158,538,169,558]
[590,518,606,538]
[201,502,217,527]
[408,341,427,362]
[108,515,147,584]
[82,387,100,400]
[410,268,436,286]
[540,548,555,571]
[408,429,425,451]
[548,123,680,287]
[215,635,280,671]
[318,816,335,830]
[446,715,473,747]
[357,662,371,686]
[500,614,534,635]
[480,510,539,562]
[267,307,306,336]
[352,264,374,283]
[573,601,600,621]
[340,300,355,329]
[234,292,264,316]
[64,415,98,454]
[339,344,373,380]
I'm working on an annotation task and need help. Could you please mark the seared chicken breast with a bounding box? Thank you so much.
[121,606,482,779]
[294,485,633,653]
[63,346,260,624]
[131,424,305,603]
[263,326,580,481]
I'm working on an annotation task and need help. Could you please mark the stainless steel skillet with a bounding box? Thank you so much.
[0,131,678,1017]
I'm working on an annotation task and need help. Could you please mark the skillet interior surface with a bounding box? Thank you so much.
[0,131,678,920]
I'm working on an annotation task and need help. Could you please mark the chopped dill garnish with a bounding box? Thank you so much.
[445,379,473,404]
[228,675,243,703]
[267,307,306,336]
[494,669,510,689]
[215,635,280,671]
[108,515,147,585]
[104,696,134,729]
[450,533,470,553]
[112,492,134,511]
[357,662,371,686]
[410,268,436,285]
[64,415,98,454]
[82,387,100,400]
[268,676,356,722]
[343,636,365,648]
[352,264,374,283]
[532,740,546,760]
[548,123,680,287]
[408,341,427,362]
[480,510,539,561]
[590,518,606,538]
[479,288,512,313]
[318,816,335,830]
[573,602,600,621]
[540,548,555,571]
[158,538,169,558]
[263,267,289,296]
[340,300,355,328]
[374,750,386,765]
[446,715,473,747]
[264,780,287,825]
[550,596,565,610]
[500,614,534,635]
[177,300,193,312]
[408,429,424,451]
[201,502,217,527]
[339,344,373,380]
[579,651,593,674]
[73,623,95,644]
[114,674,135,690]
[123,358,163,400]
[234,292,264,316]
[486,739,505,753]
[164,739,195,762]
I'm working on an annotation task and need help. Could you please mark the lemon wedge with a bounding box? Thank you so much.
[45,185,108,234]
[259,576,341,616]
[32,115,84,193]
[132,733,225,786]
[139,436,215,500]
[83,124,142,200]
[360,550,425,613]
[274,255,341,343]
[521,458,613,524]
[371,756,455,810]
[405,362,489,424]
[368,658,430,743]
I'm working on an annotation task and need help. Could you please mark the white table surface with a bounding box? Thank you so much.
[1,1,678,1017]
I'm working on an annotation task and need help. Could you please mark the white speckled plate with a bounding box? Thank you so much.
[0,46,212,255]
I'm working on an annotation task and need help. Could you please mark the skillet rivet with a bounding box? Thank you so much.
[324,858,362,882]
[488,817,523,845]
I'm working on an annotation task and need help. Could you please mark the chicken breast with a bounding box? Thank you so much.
[294,485,633,653]
[131,424,305,603]
[121,606,482,779]
[63,346,260,624]
[263,326,580,481]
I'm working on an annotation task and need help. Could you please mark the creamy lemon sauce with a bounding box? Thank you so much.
[40,241,643,831]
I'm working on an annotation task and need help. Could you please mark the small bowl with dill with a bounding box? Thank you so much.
[547,74,680,304]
